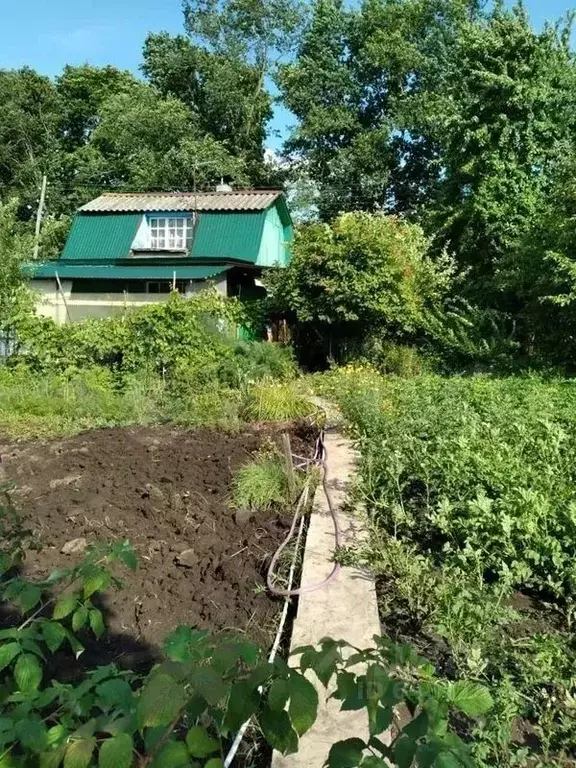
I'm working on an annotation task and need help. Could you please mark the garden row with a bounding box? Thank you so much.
[318,367,576,767]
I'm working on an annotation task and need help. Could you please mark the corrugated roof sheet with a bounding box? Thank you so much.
[62,214,141,260]
[79,191,283,213]
[192,212,265,262]
[57,211,266,264]
[27,263,228,280]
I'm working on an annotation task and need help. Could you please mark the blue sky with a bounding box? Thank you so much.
[2,0,574,148]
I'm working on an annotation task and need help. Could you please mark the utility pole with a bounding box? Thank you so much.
[32,174,47,260]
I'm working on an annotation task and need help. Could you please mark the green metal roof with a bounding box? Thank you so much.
[191,212,266,262]
[59,210,268,264]
[27,263,229,280]
[62,214,141,260]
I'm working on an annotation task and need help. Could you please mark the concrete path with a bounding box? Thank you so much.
[272,429,381,768]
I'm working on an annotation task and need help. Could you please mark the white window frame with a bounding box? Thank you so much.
[148,216,190,251]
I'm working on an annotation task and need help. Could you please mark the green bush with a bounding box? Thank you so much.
[357,338,434,377]
[0,291,301,437]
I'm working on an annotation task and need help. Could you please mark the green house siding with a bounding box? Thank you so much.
[62,214,141,260]
[256,205,291,267]
[190,211,265,262]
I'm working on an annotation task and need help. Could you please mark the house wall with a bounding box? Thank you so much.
[30,276,227,325]
[256,206,290,267]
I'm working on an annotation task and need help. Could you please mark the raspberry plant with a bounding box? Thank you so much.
[0,488,490,767]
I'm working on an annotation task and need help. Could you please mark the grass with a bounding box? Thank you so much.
[241,381,315,422]
[317,368,576,767]
[232,445,294,512]
[0,359,307,439]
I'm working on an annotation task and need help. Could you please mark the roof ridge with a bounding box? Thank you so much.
[96,189,283,197]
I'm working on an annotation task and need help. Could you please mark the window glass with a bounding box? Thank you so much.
[149,217,189,250]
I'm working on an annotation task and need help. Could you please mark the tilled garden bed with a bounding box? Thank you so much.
[0,423,316,668]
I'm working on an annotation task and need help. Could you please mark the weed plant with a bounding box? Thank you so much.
[241,381,314,422]
[233,445,293,513]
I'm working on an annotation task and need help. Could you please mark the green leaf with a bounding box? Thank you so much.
[44,568,72,586]
[190,667,227,706]
[360,759,387,767]
[268,678,290,711]
[446,681,493,717]
[46,724,68,747]
[185,725,220,757]
[53,594,78,621]
[84,569,110,599]
[288,674,318,736]
[137,672,187,729]
[313,643,340,686]
[98,733,133,768]
[15,717,48,752]
[393,734,417,768]
[18,584,43,613]
[163,626,194,662]
[14,653,42,691]
[42,622,67,653]
[96,678,134,711]
[224,681,260,733]
[64,628,84,659]
[63,738,96,768]
[89,608,105,639]
[328,738,366,767]
[205,760,224,768]
[435,754,464,768]
[72,605,88,632]
[258,707,298,755]
[370,706,393,736]
[0,642,21,671]
[21,638,46,660]
[403,712,428,741]
[0,719,13,735]
[4,578,25,601]
[117,544,137,571]
[40,746,67,768]
[151,741,189,768]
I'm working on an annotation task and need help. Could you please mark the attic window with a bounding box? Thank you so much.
[149,217,189,250]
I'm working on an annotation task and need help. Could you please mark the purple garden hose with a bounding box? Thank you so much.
[266,430,342,597]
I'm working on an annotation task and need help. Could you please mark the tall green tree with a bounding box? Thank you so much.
[418,4,576,305]
[0,68,62,217]
[143,0,306,185]
[87,83,247,190]
[142,33,272,182]
[56,65,138,151]
[0,199,34,333]
[278,0,480,219]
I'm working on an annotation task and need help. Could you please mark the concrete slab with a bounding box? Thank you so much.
[272,429,381,768]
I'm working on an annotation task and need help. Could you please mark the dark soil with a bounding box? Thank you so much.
[0,423,316,669]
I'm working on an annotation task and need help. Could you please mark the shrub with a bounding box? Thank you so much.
[358,338,434,376]
[265,211,455,368]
